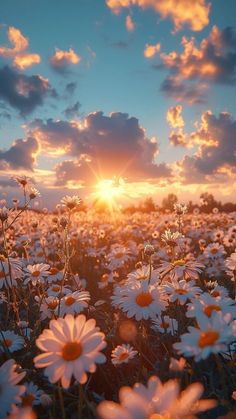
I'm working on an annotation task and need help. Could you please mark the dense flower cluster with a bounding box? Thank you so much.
[0,189,235,418]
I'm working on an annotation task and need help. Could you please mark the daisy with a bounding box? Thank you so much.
[60,290,90,316]
[97,375,216,419]
[203,243,226,259]
[21,382,44,406]
[47,266,64,283]
[225,252,236,271]
[0,359,26,417]
[0,331,25,353]
[34,314,106,388]
[161,229,183,247]
[157,259,204,281]
[162,279,202,305]
[0,256,22,288]
[111,344,138,366]
[186,292,235,321]
[37,296,59,320]
[126,265,160,286]
[112,281,167,321]
[152,315,178,335]
[25,263,50,285]
[61,195,82,210]
[174,311,236,361]
[46,283,71,297]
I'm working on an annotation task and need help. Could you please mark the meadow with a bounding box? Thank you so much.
[0,181,235,418]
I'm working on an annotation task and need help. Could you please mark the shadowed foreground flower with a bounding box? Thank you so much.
[174,312,236,361]
[0,359,26,418]
[34,314,106,388]
[97,375,216,419]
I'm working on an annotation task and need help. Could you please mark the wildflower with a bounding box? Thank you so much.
[14,176,31,188]
[21,382,44,406]
[157,258,204,281]
[203,243,226,259]
[29,188,40,200]
[174,312,236,361]
[37,296,59,320]
[161,229,182,246]
[112,281,167,321]
[34,314,106,388]
[60,290,90,316]
[174,202,188,215]
[144,243,155,256]
[152,315,178,335]
[25,263,50,285]
[186,292,235,321]
[0,331,25,353]
[97,375,216,419]
[111,344,138,365]
[162,279,202,305]
[0,359,26,417]
[126,265,160,286]
[61,195,82,210]
[225,252,236,271]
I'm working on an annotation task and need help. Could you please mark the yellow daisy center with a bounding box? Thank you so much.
[210,248,218,254]
[172,259,186,267]
[198,330,219,348]
[204,305,221,317]
[0,270,6,278]
[32,270,40,277]
[50,267,59,275]
[118,352,129,361]
[22,393,36,406]
[47,300,58,310]
[51,285,60,292]
[62,342,82,361]
[1,338,12,347]
[136,292,153,307]
[175,288,187,295]
[65,296,76,306]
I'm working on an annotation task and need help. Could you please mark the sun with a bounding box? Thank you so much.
[93,177,125,212]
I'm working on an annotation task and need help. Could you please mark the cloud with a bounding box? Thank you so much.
[13,53,41,70]
[65,82,77,95]
[106,0,211,32]
[0,136,38,170]
[0,26,41,69]
[169,130,187,147]
[29,111,172,184]
[0,66,56,116]
[50,48,81,73]
[63,101,81,119]
[126,15,135,32]
[144,42,161,58]
[166,105,184,128]
[178,111,236,183]
[156,26,236,101]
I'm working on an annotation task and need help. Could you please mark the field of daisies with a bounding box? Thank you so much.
[0,181,236,419]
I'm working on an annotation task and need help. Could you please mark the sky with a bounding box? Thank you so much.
[0,0,236,208]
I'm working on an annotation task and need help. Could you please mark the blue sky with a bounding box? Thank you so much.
[1,0,236,207]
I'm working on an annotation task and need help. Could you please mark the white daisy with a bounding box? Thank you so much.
[0,359,26,417]
[60,290,90,316]
[0,331,25,353]
[111,344,138,365]
[97,375,216,419]
[34,314,106,388]
[174,311,236,361]
[112,281,167,321]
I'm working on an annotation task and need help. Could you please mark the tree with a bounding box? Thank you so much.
[162,193,178,211]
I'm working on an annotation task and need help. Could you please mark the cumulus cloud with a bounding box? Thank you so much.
[106,0,211,32]
[50,48,81,73]
[29,111,172,184]
[126,15,135,32]
[0,66,56,116]
[0,137,38,170]
[0,26,41,69]
[178,111,236,183]
[156,26,236,101]
[166,105,184,128]
[144,42,161,58]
